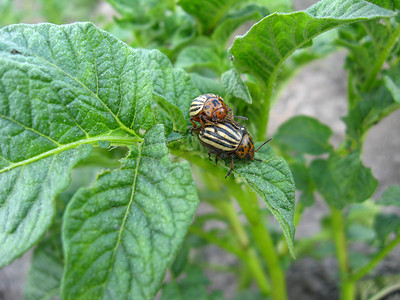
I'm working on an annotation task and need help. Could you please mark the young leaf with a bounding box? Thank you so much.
[374,213,400,244]
[153,93,187,132]
[190,73,227,96]
[178,0,236,33]
[0,22,155,267]
[221,69,252,103]
[274,116,333,155]
[175,45,225,74]
[137,49,199,121]
[384,75,400,103]
[310,152,378,209]
[376,185,400,206]
[229,0,395,90]
[212,4,269,44]
[343,86,399,145]
[62,124,199,300]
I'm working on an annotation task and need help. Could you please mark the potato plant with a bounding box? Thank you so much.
[0,0,400,299]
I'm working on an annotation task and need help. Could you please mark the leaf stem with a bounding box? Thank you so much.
[214,199,271,296]
[350,233,400,282]
[369,283,400,300]
[228,182,288,300]
[330,206,354,300]
[0,135,142,174]
[362,24,400,91]
[188,226,246,259]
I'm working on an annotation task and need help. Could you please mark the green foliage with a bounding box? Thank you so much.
[377,185,400,206]
[161,266,224,300]
[62,125,199,299]
[310,152,378,209]
[2,0,400,299]
[275,116,333,155]
[229,0,395,90]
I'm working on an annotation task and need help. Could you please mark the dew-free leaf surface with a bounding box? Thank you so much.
[229,0,395,91]
[0,22,155,266]
[62,124,199,300]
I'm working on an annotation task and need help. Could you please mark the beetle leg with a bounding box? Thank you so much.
[213,122,218,133]
[225,154,235,179]
[208,152,212,161]
[190,118,198,128]
[199,116,207,128]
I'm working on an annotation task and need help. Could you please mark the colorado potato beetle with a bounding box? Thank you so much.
[189,93,246,131]
[197,120,272,178]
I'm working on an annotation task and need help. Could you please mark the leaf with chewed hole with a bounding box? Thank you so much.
[62,124,199,300]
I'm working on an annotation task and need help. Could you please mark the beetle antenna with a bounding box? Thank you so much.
[234,115,248,120]
[255,137,272,152]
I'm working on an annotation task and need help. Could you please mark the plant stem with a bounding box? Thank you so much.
[350,233,400,282]
[330,206,354,300]
[369,283,400,300]
[228,182,288,300]
[362,24,400,91]
[215,199,271,296]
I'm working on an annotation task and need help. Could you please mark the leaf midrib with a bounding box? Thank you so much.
[0,135,142,175]
[99,142,143,297]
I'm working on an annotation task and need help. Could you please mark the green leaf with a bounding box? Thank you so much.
[175,45,225,74]
[153,93,187,131]
[364,0,400,10]
[24,202,64,300]
[137,49,198,118]
[24,234,64,300]
[229,0,395,90]
[233,144,296,256]
[212,4,269,44]
[384,75,400,103]
[343,86,399,145]
[107,0,171,25]
[62,124,199,300]
[221,69,252,103]
[253,0,292,12]
[161,266,224,300]
[310,152,378,209]
[170,138,296,256]
[190,73,226,96]
[179,0,237,33]
[374,213,400,244]
[0,22,155,266]
[136,49,199,133]
[274,116,333,155]
[376,185,400,206]
[290,162,315,206]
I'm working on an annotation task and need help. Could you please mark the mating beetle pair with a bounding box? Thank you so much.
[190,93,271,178]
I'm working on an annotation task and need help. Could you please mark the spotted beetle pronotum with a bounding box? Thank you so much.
[189,93,247,131]
[197,120,272,178]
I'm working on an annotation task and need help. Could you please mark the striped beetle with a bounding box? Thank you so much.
[197,120,271,178]
[189,93,246,131]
